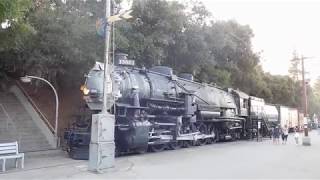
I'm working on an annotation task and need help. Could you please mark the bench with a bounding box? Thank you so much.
[0,141,24,172]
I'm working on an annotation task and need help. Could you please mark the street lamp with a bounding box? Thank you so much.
[20,75,59,147]
[299,56,317,146]
[88,0,133,172]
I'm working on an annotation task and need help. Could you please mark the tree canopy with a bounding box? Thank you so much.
[0,0,319,115]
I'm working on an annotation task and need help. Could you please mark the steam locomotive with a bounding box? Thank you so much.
[64,54,278,159]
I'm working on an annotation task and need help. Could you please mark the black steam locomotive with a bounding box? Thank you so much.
[64,54,275,159]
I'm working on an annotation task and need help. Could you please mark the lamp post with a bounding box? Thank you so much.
[88,0,132,173]
[300,56,313,146]
[21,75,59,147]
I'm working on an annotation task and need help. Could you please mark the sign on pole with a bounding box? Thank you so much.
[96,18,107,37]
[107,10,133,23]
[95,10,132,37]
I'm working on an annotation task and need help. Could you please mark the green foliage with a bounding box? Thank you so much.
[0,0,33,51]
[195,64,231,87]
[310,77,320,115]
[115,0,188,67]
[0,0,31,22]
[0,0,319,115]
[1,0,104,89]
[263,73,301,106]
[288,50,300,81]
[313,77,320,98]
[114,0,318,114]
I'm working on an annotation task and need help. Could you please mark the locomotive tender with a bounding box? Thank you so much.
[64,54,281,159]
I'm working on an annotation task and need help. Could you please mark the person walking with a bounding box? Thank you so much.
[272,126,280,144]
[281,125,289,144]
[294,127,300,145]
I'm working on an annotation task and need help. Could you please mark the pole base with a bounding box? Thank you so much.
[302,136,311,146]
[88,142,115,172]
[88,112,116,173]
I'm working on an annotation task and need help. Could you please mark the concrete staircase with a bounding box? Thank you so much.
[0,91,54,152]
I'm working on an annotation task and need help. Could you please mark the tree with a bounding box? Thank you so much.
[288,50,300,81]
[1,0,105,89]
[1,0,319,115]
[0,0,32,23]
[0,0,33,51]
[115,0,189,67]
[313,76,320,98]
[24,0,104,88]
[310,77,320,115]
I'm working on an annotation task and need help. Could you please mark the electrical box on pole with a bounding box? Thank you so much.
[88,113,115,171]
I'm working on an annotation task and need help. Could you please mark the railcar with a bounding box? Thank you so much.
[277,106,299,132]
[264,104,279,128]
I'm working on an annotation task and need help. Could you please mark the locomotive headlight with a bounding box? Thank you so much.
[83,86,90,95]
[80,85,90,95]
[80,85,85,91]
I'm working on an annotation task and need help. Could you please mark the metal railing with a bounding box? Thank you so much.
[0,103,21,143]
[0,104,9,130]
[15,80,55,134]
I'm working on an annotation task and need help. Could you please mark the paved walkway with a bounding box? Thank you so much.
[1,130,320,179]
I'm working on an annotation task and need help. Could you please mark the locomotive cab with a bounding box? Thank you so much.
[229,89,249,117]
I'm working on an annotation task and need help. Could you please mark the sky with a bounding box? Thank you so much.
[201,0,320,83]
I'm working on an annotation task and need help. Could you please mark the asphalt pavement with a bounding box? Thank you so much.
[1,130,320,179]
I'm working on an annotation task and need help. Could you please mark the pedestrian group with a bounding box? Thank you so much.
[272,125,299,145]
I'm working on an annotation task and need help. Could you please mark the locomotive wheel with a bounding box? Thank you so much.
[168,141,183,150]
[135,145,148,154]
[196,123,208,146]
[206,124,215,144]
[231,134,236,141]
[182,141,192,148]
[231,131,240,141]
[115,147,121,157]
[206,137,214,144]
[149,144,166,152]
[213,128,219,143]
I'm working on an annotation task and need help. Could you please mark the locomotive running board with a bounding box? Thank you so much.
[177,133,215,141]
[148,133,215,144]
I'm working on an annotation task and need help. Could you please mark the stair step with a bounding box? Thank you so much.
[20,141,51,148]
[0,91,53,151]
[20,144,54,152]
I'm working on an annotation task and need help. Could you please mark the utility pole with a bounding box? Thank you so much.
[300,56,311,146]
[102,0,111,113]
[301,56,308,116]
[89,0,115,172]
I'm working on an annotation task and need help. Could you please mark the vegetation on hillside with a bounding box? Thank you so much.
[0,0,319,116]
